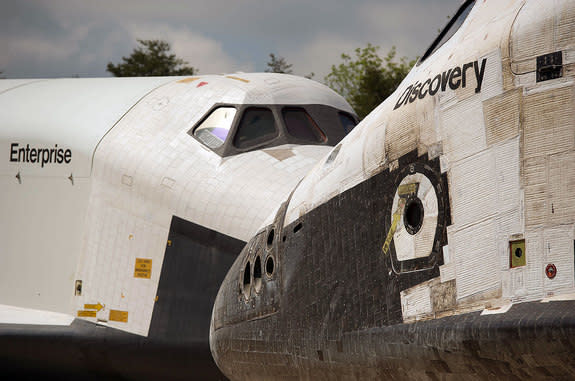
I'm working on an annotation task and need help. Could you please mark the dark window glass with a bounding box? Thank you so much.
[283,108,326,143]
[420,0,476,62]
[233,108,277,149]
[339,113,356,134]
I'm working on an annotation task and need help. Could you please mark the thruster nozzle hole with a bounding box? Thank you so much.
[242,261,251,299]
[404,197,424,235]
[254,256,262,293]
[265,256,275,277]
[293,223,302,234]
[267,229,275,248]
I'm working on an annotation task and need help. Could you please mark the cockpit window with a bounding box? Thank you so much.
[194,107,237,149]
[234,107,278,149]
[189,103,355,157]
[283,108,326,143]
[420,0,476,63]
[338,112,356,134]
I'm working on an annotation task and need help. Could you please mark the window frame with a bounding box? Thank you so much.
[338,111,357,134]
[188,103,358,157]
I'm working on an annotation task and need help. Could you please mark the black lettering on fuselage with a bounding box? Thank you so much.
[10,143,17,162]
[429,75,441,96]
[64,149,72,164]
[474,58,487,93]
[418,79,431,99]
[394,85,413,110]
[394,58,488,110]
[449,67,462,90]
[441,69,453,92]
[409,82,421,103]
[8,143,72,167]
[462,62,474,88]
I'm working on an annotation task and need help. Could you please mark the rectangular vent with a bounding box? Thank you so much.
[537,51,563,82]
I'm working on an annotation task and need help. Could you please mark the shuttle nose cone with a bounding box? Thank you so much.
[210,225,282,379]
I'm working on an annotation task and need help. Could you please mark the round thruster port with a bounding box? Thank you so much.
[242,261,251,300]
[253,256,262,293]
[403,197,424,235]
[265,256,275,278]
[267,228,275,248]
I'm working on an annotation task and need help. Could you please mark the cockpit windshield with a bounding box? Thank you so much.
[189,103,357,157]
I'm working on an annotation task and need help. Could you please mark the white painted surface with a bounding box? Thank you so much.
[392,173,438,261]
[0,73,355,336]
[0,79,45,94]
[480,302,512,316]
[0,77,174,178]
[401,282,433,320]
[0,304,74,326]
[69,74,353,335]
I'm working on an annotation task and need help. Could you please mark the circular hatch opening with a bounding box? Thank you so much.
[404,197,424,235]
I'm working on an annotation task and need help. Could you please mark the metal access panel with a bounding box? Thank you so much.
[536,51,563,82]
[510,239,526,268]
[148,216,244,343]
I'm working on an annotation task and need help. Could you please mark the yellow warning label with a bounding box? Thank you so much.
[84,302,104,311]
[134,258,152,279]
[178,77,200,83]
[77,310,97,318]
[398,183,418,197]
[109,310,129,323]
[382,199,406,255]
[226,75,250,83]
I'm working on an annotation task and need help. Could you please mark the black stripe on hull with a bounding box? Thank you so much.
[214,299,575,380]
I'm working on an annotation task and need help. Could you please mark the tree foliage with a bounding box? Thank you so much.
[325,44,415,119]
[265,53,293,74]
[107,39,197,77]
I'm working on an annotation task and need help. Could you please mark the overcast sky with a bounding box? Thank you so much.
[1,0,462,80]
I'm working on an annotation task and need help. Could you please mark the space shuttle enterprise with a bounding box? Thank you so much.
[211,0,575,379]
[0,74,356,378]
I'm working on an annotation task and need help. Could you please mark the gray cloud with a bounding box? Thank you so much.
[0,0,461,79]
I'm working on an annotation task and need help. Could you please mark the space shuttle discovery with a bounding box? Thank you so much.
[0,74,356,378]
[211,0,575,379]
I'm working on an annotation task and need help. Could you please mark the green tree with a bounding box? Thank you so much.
[325,44,415,119]
[107,39,197,77]
[265,53,293,74]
